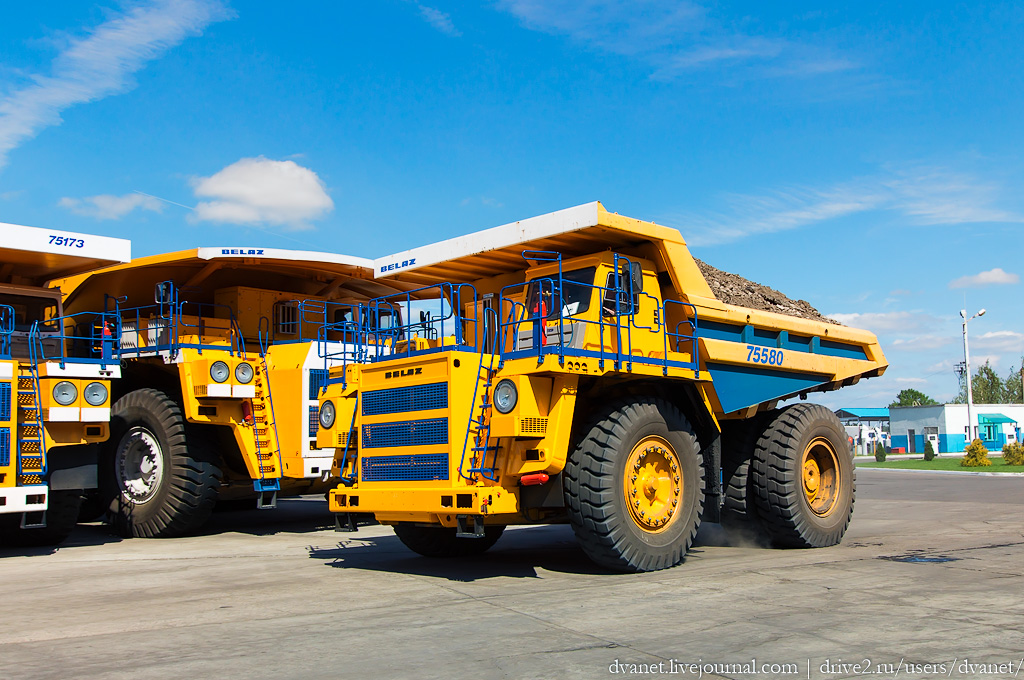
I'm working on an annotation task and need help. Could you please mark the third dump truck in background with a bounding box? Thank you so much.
[313,202,888,572]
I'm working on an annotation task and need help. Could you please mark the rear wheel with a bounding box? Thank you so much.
[0,490,83,548]
[563,397,704,572]
[393,523,505,557]
[720,414,772,545]
[101,388,221,538]
[752,404,855,548]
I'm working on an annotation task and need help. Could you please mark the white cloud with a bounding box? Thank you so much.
[948,268,1020,289]
[889,335,954,351]
[417,5,461,36]
[971,330,1024,354]
[59,193,164,219]
[0,0,231,169]
[496,0,854,79]
[671,165,1023,246]
[191,157,334,230]
[894,377,928,384]
[827,311,942,335]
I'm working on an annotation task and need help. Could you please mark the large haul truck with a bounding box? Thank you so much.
[313,202,888,572]
[59,247,414,538]
[0,222,130,546]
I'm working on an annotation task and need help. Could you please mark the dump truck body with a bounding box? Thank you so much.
[58,247,419,537]
[0,222,130,545]
[315,203,887,571]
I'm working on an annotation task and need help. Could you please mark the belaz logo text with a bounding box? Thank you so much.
[384,367,422,379]
[380,258,416,273]
[221,248,265,255]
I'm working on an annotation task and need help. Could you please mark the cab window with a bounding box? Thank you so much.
[526,267,596,318]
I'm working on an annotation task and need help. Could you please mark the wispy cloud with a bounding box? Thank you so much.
[496,0,856,79]
[671,165,1023,246]
[191,156,334,230]
[416,5,461,37]
[972,330,1024,354]
[948,268,1020,289]
[827,310,943,335]
[59,192,164,219]
[0,0,232,169]
[889,335,954,351]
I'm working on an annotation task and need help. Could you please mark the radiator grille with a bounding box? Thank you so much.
[309,369,329,399]
[0,428,9,467]
[309,405,319,436]
[362,383,447,416]
[0,383,10,421]
[362,418,448,449]
[361,454,449,482]
[520,417,549,435]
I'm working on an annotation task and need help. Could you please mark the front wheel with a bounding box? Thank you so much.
[393,523,505,557]
[101,388,221,538]
[751,404,855,548]
[563,397,704,572]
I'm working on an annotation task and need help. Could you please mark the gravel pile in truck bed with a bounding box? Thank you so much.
[694,258,839,325]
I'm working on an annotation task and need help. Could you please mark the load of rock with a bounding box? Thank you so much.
[694,258,838,325]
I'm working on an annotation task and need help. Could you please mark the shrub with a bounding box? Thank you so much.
[1002,441,1024,466]
[874,442,886,462]
[960,439,992,467]
[923,440,936,461]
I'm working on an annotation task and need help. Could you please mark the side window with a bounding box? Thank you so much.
[602,261,642,316]
[274,301,299,335]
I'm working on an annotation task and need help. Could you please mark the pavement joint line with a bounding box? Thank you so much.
[855,467,1024,476]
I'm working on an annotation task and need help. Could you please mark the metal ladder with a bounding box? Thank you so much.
[462,308,501,481]
[251,322,282,508]
[16,358,47,528]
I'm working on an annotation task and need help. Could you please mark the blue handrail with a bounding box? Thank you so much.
[27,309,122,369]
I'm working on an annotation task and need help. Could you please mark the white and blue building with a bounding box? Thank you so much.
[889,404,1023,454]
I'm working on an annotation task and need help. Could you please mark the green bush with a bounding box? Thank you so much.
[1002,441,1024,466]
[960,439,992,467]
[923,440,936,461]
[874,442,886,462]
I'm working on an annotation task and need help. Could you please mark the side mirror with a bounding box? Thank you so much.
[630,261,643,293]
[154,281,174,305]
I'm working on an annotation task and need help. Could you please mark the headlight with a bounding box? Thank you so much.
[53,380,78,405]
[493,379,518,414]
[83,382,108,406]
[210,361,230,383]
[319,400,336,429]
[235,362,254,384]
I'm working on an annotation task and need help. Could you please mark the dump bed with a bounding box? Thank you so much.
[374,202,887,417]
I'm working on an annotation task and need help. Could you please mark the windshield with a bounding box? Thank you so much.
[0,293,61,333]
[526,267,596,319]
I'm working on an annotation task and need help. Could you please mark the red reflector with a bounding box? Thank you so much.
[520,473,549,486]
[241,400,253,424]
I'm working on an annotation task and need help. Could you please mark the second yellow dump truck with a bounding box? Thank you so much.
[60,247,417,537]
[314,202,888,572]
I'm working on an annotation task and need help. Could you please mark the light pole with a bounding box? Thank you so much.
[961,307,986,444]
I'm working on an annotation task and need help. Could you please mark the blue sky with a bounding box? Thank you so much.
[1,1,1022,407]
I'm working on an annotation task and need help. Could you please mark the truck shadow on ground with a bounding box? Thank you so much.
[307,523,721,581]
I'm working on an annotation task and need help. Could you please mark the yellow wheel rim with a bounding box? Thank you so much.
[802,436,840,516]
[623,436,682,533]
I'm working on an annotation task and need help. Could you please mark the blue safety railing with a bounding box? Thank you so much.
[0,304,13,360]
[114,280,245,360]
[27,310,122,369]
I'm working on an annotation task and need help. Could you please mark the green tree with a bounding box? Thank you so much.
[972,361,1007,404]
[889,388,938,408]
[1004,358,1023,403]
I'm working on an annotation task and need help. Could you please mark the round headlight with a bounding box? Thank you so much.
[493,379,518,414]
[319,400,336,429]
[83,381,108,406]
[53,380,78,406]
[235,362,254,384]
[210,361,230,383]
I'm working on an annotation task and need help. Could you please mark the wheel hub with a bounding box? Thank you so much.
[623,437,681,532]
[115,427,164,505]
[801,437,839,516]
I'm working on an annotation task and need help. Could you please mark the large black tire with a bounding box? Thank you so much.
[393,523,505,557]
[101,388,221,538]
[563,397,704,572]
[0,490,83,548]
[719,414,772,545]
[752,403,855,548]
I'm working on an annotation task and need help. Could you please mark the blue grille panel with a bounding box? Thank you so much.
[309,405,319,436]
[0,382,10,421]
[362,418,448,448]
[361,453,449,481]
[0,428,9,467]
[309,369,329,400]
[362,383,447,416]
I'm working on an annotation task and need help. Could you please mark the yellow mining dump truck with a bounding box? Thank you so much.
[314,202,888,571]
[59,246,412,538]
[0,221,130,546]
